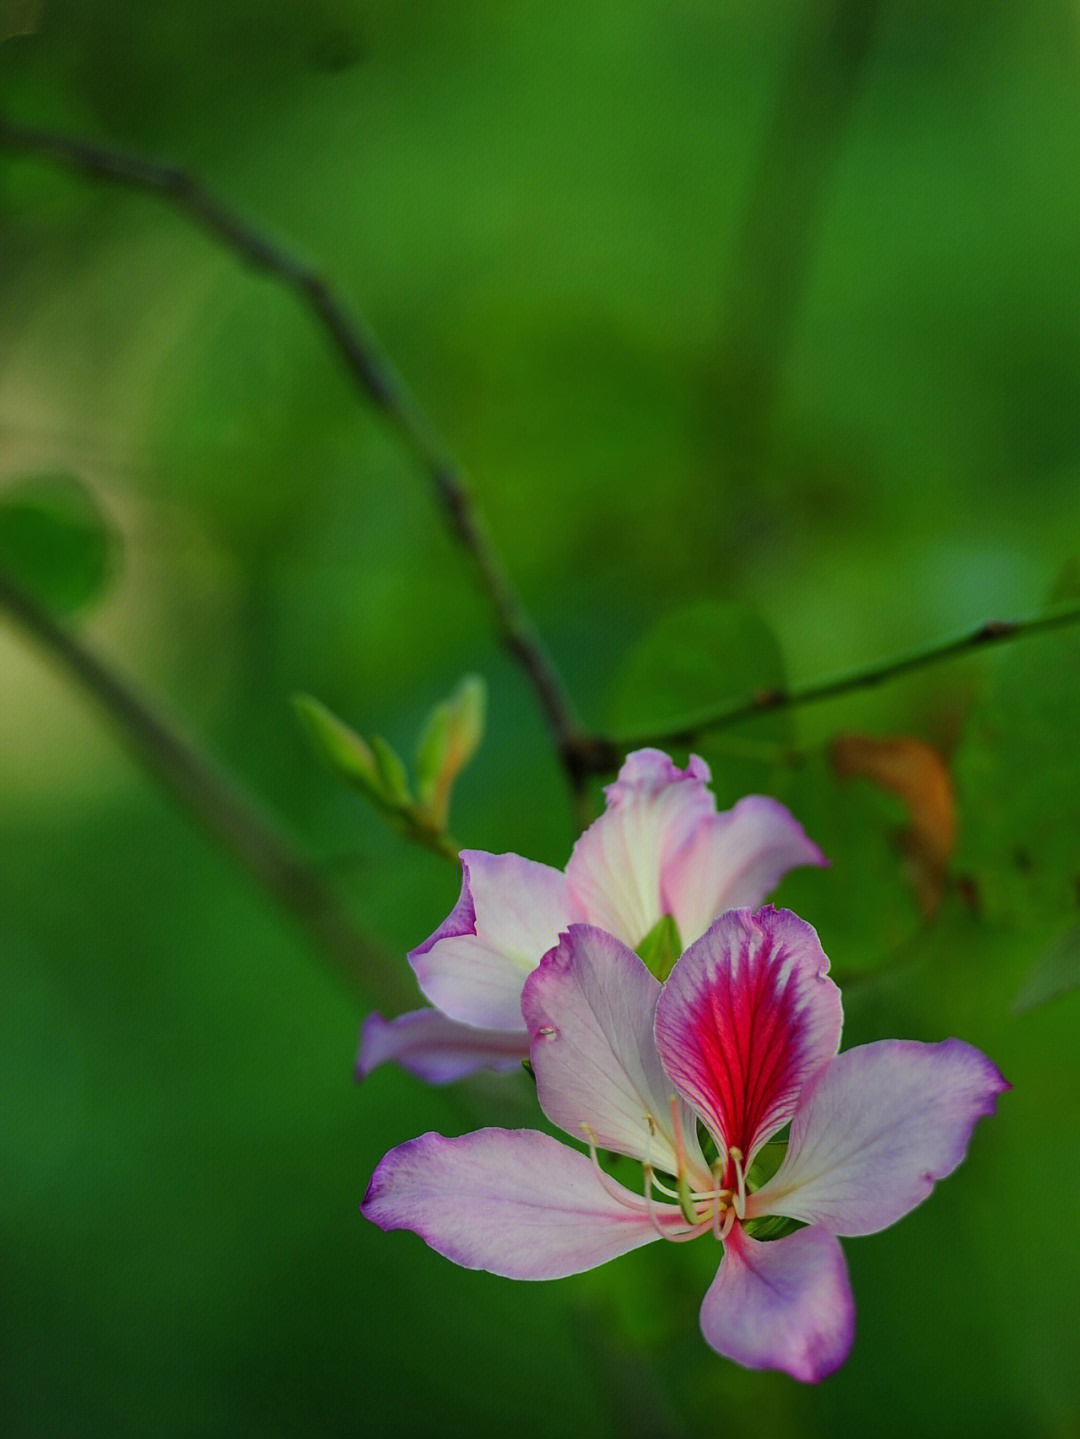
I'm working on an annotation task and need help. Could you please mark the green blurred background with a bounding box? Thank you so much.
[4,1,1080,1434]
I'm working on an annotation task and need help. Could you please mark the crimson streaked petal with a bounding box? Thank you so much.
[355,1009,530,1084]
[654,908,843,1161]
[700,1223,854,1383]
[663,796,827,945]
[522,926,706,1176]
[409,850,577,1030]
[565,749,715,947]
[746,1038,1009,1235]
[362,1128,683,1279]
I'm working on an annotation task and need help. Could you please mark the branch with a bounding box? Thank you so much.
[0,569,406,1006]
[0,115,585,789]
[602,604,1080,760]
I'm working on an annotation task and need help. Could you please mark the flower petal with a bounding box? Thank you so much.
[565,749,715,947]
[663,796,827,945]
[522,926,705,1176]
[746,1038,1009,1235]
[362,1127,682,1279]
[654,908,843,1162]
[355,1009,530,1084]
[409,851,578,1030]
[700,1223,854,1383]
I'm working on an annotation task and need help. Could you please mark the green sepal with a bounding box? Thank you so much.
[746,1137,787,1189]
[413,674,486,828]
[636,914,683,982]
[741,1214,804,1242]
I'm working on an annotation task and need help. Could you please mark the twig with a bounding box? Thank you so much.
[0,569,403,1005]
[0,115,587,798]
[604,605,1080,759]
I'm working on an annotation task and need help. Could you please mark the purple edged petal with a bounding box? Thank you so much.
[663,795,827,945]
[654,908,843,1163]
[701,1224,854,1383]
[746,1038,1009,1235]
[522,926,706,1177]
[355,1009,530,1084]
[565,749,716,948]
[362,1127,682,1279]
[410,851,578,1030]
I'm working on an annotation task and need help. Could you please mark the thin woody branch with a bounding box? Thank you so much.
[0,568,403,1006]
[0,115,584,786]
[596,604,1080,764]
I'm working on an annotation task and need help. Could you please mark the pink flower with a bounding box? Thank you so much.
[358,749,825,1082]
[362,907,1007,1381]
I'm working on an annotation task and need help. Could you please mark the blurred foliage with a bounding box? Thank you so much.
[0,471,117,613]
[4,2,1080,1436]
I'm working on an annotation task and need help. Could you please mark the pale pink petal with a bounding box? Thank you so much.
[700,1223,854,1382]
[362,1127,684,1279]
[355,1010,530,1084]
[654,908,843,1163]
[746,1038,1009,1235]
[663,796,827,945]
[522,926,706,1177]
[565,749,716,947]
[409,851,578,1030]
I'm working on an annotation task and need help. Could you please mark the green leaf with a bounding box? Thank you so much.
[413,673,486,827]
[635,913,683,982]
[0,473,118,615]
[1013,922,1080,1012]
[953,565,1080,924]
[291,694,406,814]
[608,600,791,796]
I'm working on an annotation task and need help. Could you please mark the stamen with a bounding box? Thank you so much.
[642,1164,713,1242]
[640,1115,682,1200]
[667,1097,702,1225]
[729,1146,747,1220]
[648,1172,682,1201]
[712,1196,726,1241]
[669,1098,688,1175]
[580,1124,650,1214]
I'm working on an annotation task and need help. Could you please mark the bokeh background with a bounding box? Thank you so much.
[4,1,1080,1435]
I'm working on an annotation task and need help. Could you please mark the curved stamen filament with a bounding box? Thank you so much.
[580,1125,650,1214]
[641,1110,693,1203]
[579,1122,731,1245]
[648,1172,682,1201]
[666,1098,711,1224]
[642,1164,714,1242]
[669,1098,688,1176]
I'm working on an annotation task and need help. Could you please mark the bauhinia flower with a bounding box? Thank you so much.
[357,749,825,1082]
[362,907,1007,1380]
